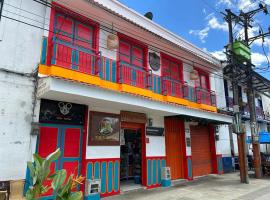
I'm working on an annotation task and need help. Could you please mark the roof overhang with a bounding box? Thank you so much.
[37,77,233,124]
[224,63,270,94]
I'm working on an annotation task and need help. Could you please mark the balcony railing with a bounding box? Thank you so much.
[118,64,150,89]
[226,96,234,110]
[51,40,100,75]
[47,41,217,107]
[196,87,216,106]
[162,78,188,99]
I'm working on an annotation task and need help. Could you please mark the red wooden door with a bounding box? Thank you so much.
[37,125,83,198]
[165,118,184,180]
[190,125,212,177]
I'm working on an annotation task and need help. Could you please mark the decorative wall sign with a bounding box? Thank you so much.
[89,112,120,145]
[149,52,160,71]
[146,127,164,136]
[120,111,147,124]
[39,99,85,125]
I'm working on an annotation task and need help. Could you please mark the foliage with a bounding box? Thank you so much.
[26,148,61,199]
[52,171,84,200]
[25,148,84,200]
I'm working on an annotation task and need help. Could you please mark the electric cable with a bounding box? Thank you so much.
[1,5,228,81]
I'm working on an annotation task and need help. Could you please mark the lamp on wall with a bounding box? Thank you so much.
[107,34,119,50]
[190,64,199,80]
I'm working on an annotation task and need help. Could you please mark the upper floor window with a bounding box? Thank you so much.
[162,55,182,82]
[54,13,95,51]
[195,71,210,90]
[119,39,145,69]
[0,0,4,21]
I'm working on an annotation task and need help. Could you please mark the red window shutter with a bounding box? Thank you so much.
[132,46,143,68]
[75,23,93,50]
[170,62,180,81]
[201,75,207,89]
[119,41,131,64]
[162,58,170,78]
[55,15,73,43]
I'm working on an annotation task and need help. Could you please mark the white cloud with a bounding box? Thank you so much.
[203,8,207,14]
[208,16,228,31]
[189,27,210,43]
[237,0,257,11]
[211,50,226,61]
[251,52,269,66]
[217,0,233,7]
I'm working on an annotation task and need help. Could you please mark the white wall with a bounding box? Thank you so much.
[85,107,166,159]
[215,125,231,157]
[210,72,226,109]
[99,29,117,60]
[0,0,46,181]
[146,114,165,157]
[184,122,191,156]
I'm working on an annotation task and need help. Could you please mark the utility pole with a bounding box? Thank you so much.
[225,9,249,183]
[223,3,269,180]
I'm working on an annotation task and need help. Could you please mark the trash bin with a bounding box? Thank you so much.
[84,179,101,200]
[161,167,171,187]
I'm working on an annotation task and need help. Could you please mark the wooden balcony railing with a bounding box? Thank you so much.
[162,78,188,99]
[196,87,216,106]
[118,64,151,89]
[51,40,100,76]
[47,41,217,108]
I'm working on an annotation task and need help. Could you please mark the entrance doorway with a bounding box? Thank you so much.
[120,129,142,191]
[190,125,212,177]
[165,117,185,180]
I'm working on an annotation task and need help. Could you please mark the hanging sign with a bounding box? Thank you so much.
[120,111,147,124]
[146,127,164,136]
[39,99,85,125]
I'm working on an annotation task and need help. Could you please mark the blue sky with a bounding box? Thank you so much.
[119,0,270,79]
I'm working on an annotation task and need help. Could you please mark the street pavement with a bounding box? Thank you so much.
[104,173,270,200]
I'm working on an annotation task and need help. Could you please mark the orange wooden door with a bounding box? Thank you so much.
[190,125,212,177]
[165,118,184,180]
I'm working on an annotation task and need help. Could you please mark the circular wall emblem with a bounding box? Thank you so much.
[149,52,160,71]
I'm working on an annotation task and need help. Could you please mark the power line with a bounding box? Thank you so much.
[1,6,227,81]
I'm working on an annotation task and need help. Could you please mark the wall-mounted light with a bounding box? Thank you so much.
[148,118,153,127]
[190,69,199,80]
[107,34,119,50]
[31,122,40,135]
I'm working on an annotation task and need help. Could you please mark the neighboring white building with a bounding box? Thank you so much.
[0,0,47,181]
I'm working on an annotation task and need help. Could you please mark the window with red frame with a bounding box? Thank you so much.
[54,13,95,50]
[195,72,210,90]
[119,40,145,69]
[162,57,182,82]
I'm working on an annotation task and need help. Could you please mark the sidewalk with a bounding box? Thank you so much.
[104,173,270,200]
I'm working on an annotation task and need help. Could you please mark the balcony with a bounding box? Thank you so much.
[39,39,217,111]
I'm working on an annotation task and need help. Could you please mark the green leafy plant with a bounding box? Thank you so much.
[26,148,61,199]
[52,170,84,200]
[26,148,84,200]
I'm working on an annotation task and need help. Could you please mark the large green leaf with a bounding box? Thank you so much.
[46,148,61,163]
[67,191,83,200]
[52,169,67,191]
[27,162,35,178]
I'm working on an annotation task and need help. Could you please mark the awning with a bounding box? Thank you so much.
[224,63,270,95]
[247,132,270,144]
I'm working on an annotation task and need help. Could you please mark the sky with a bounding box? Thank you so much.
[118,0,270,79]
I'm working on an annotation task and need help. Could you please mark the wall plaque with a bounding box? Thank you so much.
[88,112,120,146]
[120,111,147,124]
[39,99,85,125]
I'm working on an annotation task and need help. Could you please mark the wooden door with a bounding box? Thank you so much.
[37,125,83,198]
[190,125,212,177]
[165,118,184,180]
